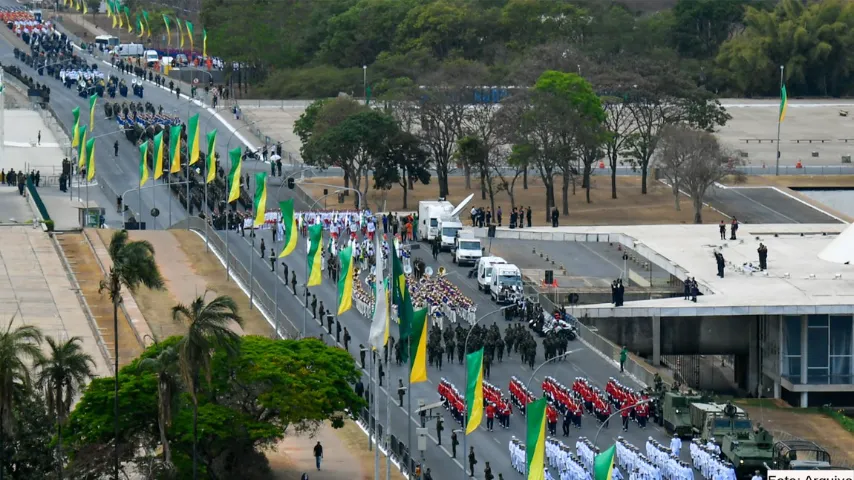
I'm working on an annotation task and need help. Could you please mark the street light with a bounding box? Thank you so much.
[301,180,365,210]
[461,304,512,480]
[592,399,651,448]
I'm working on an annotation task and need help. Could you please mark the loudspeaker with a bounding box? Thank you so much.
[488,225,496,238]
[545,270,554,284]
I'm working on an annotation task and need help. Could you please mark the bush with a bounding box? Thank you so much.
[256,66,363,99]
[44,219,54,232]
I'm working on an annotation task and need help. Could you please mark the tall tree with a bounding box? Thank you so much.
[0,315,44,480]
[462,102,503,211]
[373,131,431,210]
[601,97,636,200]
[137,343,180,469]
[35,336,96,479]
[670,0,750,58]
[99,229,164,479]
[172,293,244,479]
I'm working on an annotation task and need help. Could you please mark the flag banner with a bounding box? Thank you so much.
[124,7,132,33]
[169,125,182,173]
[142,11,151,38]
[153,131,164,179]
[392,250,414,361]
[82,0,87,14]
[337,246,354,315]
[779,85,788,123]
[163,15,171,46]
[465,347,485,435]
[177,17,184,48]
[111,3,118,28]
[85,138,96,182]
[203,29,208,57]
[77,125,88,168]
[136,14,144,38]
[139,141,149,187]
[594,445,617,480]
[71,107,80,148]
[409,307,429,384]
[278,199,298,258]
[307,224,323,287]
[88,94,97,132]
[526,398,548,480]
[206,129,217,183]
[188,113,200,165]
[369,233,388,349]
[227,147,241,203]
[185,21,195,50]
[253,173,267,227]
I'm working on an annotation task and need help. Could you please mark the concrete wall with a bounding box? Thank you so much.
[584,315,752,355]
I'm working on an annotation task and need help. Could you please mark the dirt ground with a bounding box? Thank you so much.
[302,176,728,225]
[737,401,854,467]
[168,230,275,337]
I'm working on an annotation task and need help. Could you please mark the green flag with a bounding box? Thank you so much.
[392,250,415,361]
[206,129,217,184]
[594,445,617,480]
[526,398,548,480]
[464,348,484,435]
[185,21,195,50]
[71,106,80,148]
[307,224,323,286]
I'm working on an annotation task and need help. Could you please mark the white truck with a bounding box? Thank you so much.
[116,43,144,57]
[452,232,482,266]
[490,263,523,304]
[417,193,474,245]
[476,256,507,293]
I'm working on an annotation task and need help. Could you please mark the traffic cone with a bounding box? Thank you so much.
[598,161,605,169]
[796,160,803,169]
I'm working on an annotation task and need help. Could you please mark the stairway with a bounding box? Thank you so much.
[55,233,143,368]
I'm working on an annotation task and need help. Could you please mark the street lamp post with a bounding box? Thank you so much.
[592,399,651,448]
[461,305,512,480]
[301,181,365,210]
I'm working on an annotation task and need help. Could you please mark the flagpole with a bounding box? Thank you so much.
[186,151,191,227]
[368,345,374,453]
[151,176,156,228]
[204,162,209,252]
[386,371,391,480]
[168,168,172,226]
[374,345,380,480]
[138,151,142,228]
[250,224,254,310]
[775,64,784,176]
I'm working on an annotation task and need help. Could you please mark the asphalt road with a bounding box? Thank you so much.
[706,187,842,224]
[0,37,699,480]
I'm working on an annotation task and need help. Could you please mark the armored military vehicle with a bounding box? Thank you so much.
[661,391,707,437]
[771,440,833,470]
[721,424,774,479]
[690,402,750,443]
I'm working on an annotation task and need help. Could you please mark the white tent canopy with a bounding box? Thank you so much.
[819,223,854,264]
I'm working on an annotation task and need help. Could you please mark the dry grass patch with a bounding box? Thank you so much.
[333,421,407,480]
[302,175,727,225]
[170,230,274,336]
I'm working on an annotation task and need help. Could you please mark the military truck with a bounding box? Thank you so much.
[721,425,774,479]
[661,391,708,437]
[690,402,751,443]
[771,440,833,470]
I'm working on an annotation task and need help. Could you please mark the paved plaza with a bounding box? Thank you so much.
[0,226,110,377]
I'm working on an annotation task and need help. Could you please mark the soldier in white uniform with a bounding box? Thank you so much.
[670,435,682,457]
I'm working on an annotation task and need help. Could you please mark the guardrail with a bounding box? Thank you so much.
[171,217,300,339]
[26,177,51,221]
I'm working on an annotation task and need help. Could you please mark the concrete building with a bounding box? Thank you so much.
[482,222,854,407]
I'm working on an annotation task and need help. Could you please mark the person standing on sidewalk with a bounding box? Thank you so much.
[313,441,323,470]
[620,346,628,373]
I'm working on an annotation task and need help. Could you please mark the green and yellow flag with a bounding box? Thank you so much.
[111,2,118,28]
[136,14,144,38]
[409,307,429,384]
[82,0,87,14]
[153,131,164,179]
[187,113,200,165]
[77,125,88,169]
[526,398,548,480]
[203,29,208,57]
[71,107,80,148]
[594,445,617,480]
[465,347,485,435]
[227,147,241,203]
[124,7,132,33]
[139,141,149,187]
[779,85,788,123]
[307,224,323,286]
[253,173,267,227]
[85,138,96,182]
[337,246,355,315]
[392,251,415,362]
[206,130,217,183]
[185,21,195,50]
[278,199,298,258]
[116,2,123,28]
[142,11,151,38]
[88,94,97,133]
[163,15,171,46]
[176,17,184,48]
[169,125,182,173]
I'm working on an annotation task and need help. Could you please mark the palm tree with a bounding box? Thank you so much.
[172,293,243,480]
[137,343,179,469]
[98,229,164,479]
[35,336,96,480]
[0,314,44,480]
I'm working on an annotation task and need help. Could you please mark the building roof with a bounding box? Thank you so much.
[483,224,854,318]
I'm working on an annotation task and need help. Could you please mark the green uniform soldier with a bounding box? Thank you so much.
[451,431,459,458]
[436,416,444,446]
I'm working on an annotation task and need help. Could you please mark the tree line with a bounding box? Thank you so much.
[196,0,854,99]
[295,65,735,222]
[0,230,362,479]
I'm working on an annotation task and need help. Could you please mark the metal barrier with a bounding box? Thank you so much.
[170,217,300,339]
[354,404,416,476]
[26,177,50,221]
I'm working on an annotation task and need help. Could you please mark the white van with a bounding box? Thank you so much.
[116,43,144,57]
[452,232,482,266]
[95,35,119,49]
[490,263,523,304]
[144,50,159,66]
[476,256,506,293]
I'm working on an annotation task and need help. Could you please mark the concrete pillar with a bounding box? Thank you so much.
[800,315,808,385]
[800,391,809,408]
[748,317,760,396]
[652,315,661,367]
[773,381,781,399]
[776,315,784,398]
